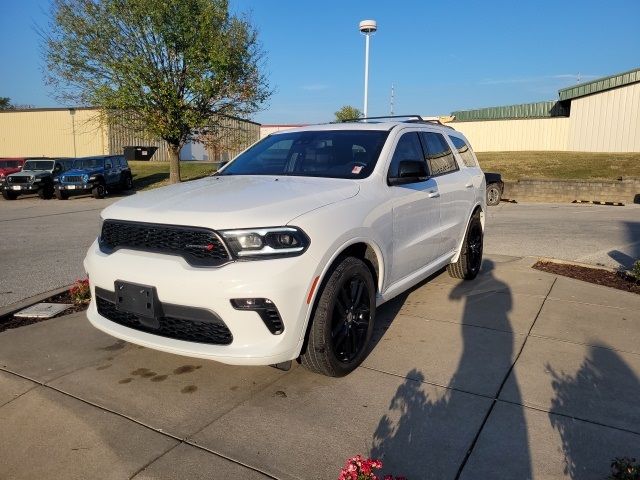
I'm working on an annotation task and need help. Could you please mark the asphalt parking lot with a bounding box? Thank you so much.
[1,195,639,308]
[1,254,639,479]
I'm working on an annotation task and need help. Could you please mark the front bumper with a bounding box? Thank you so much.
[56,182,94,193]
[5,183,40,193]
[83,239,319,365]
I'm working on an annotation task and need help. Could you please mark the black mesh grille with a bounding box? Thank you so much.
[9,176,29,184]
[96,294,233,345]
[64,175,84,183]
[99,220,231,267]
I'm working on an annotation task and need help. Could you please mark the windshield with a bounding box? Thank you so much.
[219,130,389,179]
[23,160,55,171]
[0,160,21,168]
[74,158,104,169]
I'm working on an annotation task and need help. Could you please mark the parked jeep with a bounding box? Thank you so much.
[3,158,73,200]
[484,172,504,206]
[0,158,25,190]
[55,155,133,199]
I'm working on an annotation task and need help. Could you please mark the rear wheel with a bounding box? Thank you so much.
[486,184,502,206]
[447,211,483,280]
[300,257,375,377]
[2,189,17,200]
[122,174,134,190]
[92,183,106,199]
[55,189,69,200]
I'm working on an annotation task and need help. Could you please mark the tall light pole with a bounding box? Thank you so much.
[359,20,377,118]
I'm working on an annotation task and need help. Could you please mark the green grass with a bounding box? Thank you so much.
[130,152,640,189]
[476,151,640,181]
[129,161,218,190]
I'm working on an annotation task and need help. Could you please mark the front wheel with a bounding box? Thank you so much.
[92,183,106,199]
[486,184,502,206]
[55,189,68,200]
[300,256,376,377]
[39,185,54,199]
[447,211,483,280]
[2,189,17,200]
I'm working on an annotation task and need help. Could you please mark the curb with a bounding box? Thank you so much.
[0,284,73,320]
[535,257,619,273]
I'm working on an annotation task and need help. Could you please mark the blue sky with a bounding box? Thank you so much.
[1,0,639,124]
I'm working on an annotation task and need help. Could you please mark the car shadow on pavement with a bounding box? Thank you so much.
[369,260,533,478]
[547,344,640,479]
[607,221,640,270]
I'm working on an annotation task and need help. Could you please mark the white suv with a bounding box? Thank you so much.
[84,116,485,377]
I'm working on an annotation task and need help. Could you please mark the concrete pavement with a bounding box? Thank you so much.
[1,254,639,479]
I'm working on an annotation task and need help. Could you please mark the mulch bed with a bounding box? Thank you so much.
[533,260,640,295]
[0,291,89,333]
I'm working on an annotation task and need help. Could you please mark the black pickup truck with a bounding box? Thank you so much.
[484,172,504,206]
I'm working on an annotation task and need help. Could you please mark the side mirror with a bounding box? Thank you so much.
[388,160,428,186]
[105,163,112,169]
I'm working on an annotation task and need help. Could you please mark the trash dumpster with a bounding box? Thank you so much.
[123,146,158,161]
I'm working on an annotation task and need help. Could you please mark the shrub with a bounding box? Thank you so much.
[631,260,640,282]
[69,278,91,305]
[609,457,640,480]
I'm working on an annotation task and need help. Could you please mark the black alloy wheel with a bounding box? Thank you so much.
[330,274,372,363]
[300,256,376,377]
[447,211,483,280]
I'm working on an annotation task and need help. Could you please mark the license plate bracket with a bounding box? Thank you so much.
[115,281,159,318]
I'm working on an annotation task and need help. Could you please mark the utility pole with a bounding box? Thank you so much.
[359,20,377,118]
[390,84,395,116]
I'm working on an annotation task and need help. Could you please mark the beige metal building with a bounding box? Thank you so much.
[450,67,640,152]
[0,107,260,161]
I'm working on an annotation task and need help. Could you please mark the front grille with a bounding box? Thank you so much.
[64,175,84,183]
[9,176,29,184]
[96,292,233,345]
[99,220,232,267]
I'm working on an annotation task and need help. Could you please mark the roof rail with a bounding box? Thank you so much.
[340,114,454,128]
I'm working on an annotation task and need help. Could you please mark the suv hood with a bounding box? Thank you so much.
[102,175,360,229]
[64,167,102,177]
[10,170,51,178]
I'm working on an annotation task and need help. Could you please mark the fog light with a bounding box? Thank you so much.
[231,298,272,309]
[230,298,283,335]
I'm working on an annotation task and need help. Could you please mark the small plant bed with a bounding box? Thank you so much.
[0,279,90,333]
[533,260,640,295]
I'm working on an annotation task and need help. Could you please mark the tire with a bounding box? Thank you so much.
[55,189,69,200]
[122,174,134,190]
[2,189,17,200]
[300,256,376,377]
[447,211,483,280]
[486,184,502,206]
[92,183,106,199]
[39,185,54,199]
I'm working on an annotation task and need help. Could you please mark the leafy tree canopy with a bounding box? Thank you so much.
[42,0,271,182]
[0,97,13,110]
[334,105,363,122]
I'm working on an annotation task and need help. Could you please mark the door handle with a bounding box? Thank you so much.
[428,190,440,198]
[465,182,474,188]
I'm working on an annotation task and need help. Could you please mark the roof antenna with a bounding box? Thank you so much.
[390,84,395,116]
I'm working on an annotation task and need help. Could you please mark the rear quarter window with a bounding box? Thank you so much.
[449,135,478,168]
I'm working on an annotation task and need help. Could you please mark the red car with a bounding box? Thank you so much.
[0,158,25,188]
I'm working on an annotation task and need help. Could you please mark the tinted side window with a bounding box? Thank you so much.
[449,135,477,168]
[420,132,458,176]
[387,132,425,179]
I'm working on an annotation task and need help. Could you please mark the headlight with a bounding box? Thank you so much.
[220,226,310,259]
[83,174,90,183]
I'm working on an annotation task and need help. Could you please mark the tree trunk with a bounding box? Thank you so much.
[168,143,181,183]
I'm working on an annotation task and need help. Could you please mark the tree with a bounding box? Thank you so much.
[0,97,13,110]
[42,0,271,183]
[334,105,363,122]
